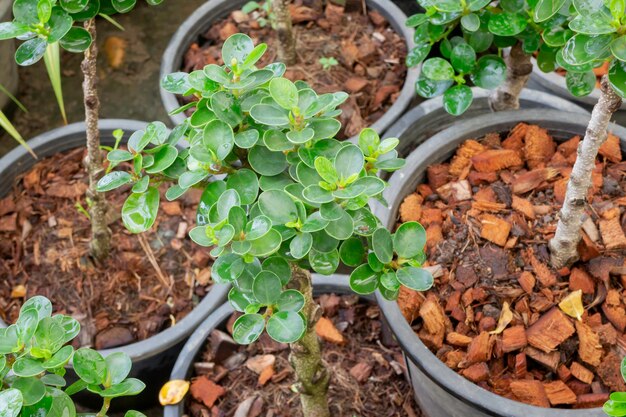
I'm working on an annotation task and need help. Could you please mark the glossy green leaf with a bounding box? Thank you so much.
[565,70,596,97]
[415,73,453,98]
[393,222,426,259]
[105,352,132,385]
[250,104,290,126]
[90,378,145,398]
[349,264,379,294]
[266,311,305,343]
[0,389,22,417]
[339,237,365,267]
[569,12,615,35]
[248,145,288,176]
[562,34,612,66]
[422,58,455,80]
[612,36,626,62]
[13,358,45,377]
[203,119,234,161]
[16,38,47,66]
[232,314,265,344]
[259,190,298,224]
[96,171,132,192]
[534,0,567,21]
[59,0,88,13]
[334,144,364,180]
[12,377,45,406]
[406,42,432,67]
[609,59,626,98]
[461,13,480,32]
[290,232,313,259]
[397,266,434,291]
[308,248,339,275]
[13,0,38,24]
[121,187,159,233]
[73,348,106,385]
[470,55,506,89]
[248,228,282,257]
[269,77,299,109]
[380,271,400,291]
[325,210,354,240]
[450,43,476,73]
[222,33,254,67]
[59,27,92,52]
[372,227,393,264]
[443,84,473,115]
[227,169,259,205]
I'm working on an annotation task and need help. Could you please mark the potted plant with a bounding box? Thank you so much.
[373,1,626,415]
[103,33,434,416]
[159,0,419,141]
[0,2,230,405]
[0,295,146,416]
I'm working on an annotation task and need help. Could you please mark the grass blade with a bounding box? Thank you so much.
[43,42,67,124]
[0,110,36,158]
[99,13,125,31]
[0,82,27,113]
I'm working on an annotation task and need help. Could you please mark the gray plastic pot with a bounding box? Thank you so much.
[372,108,626,417]
[0,0,18,111]
[383,87,588,159]
[0,120,230,408]
[163,274,373,417]
[530,59,626,110]
[159,0,419,141]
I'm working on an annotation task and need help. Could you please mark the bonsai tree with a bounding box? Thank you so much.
[102,33,434,416]
[0,295,145,416]
[405,0,571,114]
[0,0,164,261]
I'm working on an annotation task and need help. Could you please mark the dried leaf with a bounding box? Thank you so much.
[489,302,513,335]
[559,290,584,321]
[159,379,190,406]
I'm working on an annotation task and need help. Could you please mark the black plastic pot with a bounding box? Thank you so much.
[159,0,419,141]
[0,120,230,408]
[529,60,626,111]
[383,87,588,159]
[372,109,626,417]
[163,274,373,417]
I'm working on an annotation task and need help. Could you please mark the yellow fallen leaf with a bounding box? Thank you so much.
[489,302,513,335]
[159,379,190,406]
[559,290,584,321]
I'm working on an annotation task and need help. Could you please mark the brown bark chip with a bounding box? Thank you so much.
[544,381,577,406]
[479,214,511,246]
[461,362,490,382]
[449,139,487,177]
[575,321,603,367]
[472,149,523,173]
[526,308,575,353]
[399,193,422,223]
[524,125,556,169]
[570,362,594,384]
[569,268,595,294]
[599,216,626,249]
[599,133,622,163]
[597,352,626,392]
[502,325,528,353]
[510,380,550,408]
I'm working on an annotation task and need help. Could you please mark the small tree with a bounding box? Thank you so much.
[0,295,145,416]
[405,0,570,114]
[0,0,164,261]
[102,34,434,416]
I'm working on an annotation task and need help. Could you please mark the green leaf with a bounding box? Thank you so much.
[290,232,313,259]
[227,169,259,205]
[13,358,45,377]
[443,84,473,115]
[248,228,282,257]
[266,311,306,343]
[16,38,47,66]
[96,171,132,192]
[569,12,615,35]
[380,271,400,291]
[246,215,273,240]
[121,187,160,233]
[396,267,434,291]
[111,0,137,13]
[339,237,365,267]
[22,387,75,417]
[161,72,191,94]
[349,264,379,294]
[470,55,506,89]
[308,248,339,275]
[415,73,453,98]
[562,34,613,66]
[59,0,88,13]
[393,222,427,259]
[259,190,298,225]
[450,44,476,73]
[73,348,106,385]
[314,156,338,184]
[235,129,259,148]
[276,290,305,312]
[232,314,265,344]
[461,13,480,32]
[334,144,364,180]
[211,91,242,127]
[0,325,18,354]
[565,70,596,97]
[13,0,38,24]
[406,13,428,27]
[534,0,567,21]
[248,145,288,176]
[286,128,314,144]
[572,0,604,14]
[216,189,240,221]
[49,10,73,43]
[17,308,39,343]
[12,377,45,406]
[90,378,145,398]
[0,389,22,417]
[433,0,463,12]
[222,33,255,67]
[105,352,132,385]
[422,58,455,81]
[358,128,380,156]
[372,228,393,264]
[612,36,626,62]
[203,119,234,161]
[269,78,299,110]
[59,27,92,52]
[0,22,29,40]
[250,104,290,126]
[189,226,212,247]
[42,345,73,369]
[406,42,432,67]
[303,185,334,204]
[325,210,353,240]
[609,59,626,98]
[40,374,66,387]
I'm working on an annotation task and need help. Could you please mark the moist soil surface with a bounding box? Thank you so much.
[0,147,213,349]
[185,293,420,417]
[397,122,626,409]
[180,1,407,139]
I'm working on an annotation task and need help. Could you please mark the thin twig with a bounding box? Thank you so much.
[136,234,170,290]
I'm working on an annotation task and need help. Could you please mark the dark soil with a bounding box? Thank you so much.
[185,294,420,417]
[0,147,213,349]
[397,123,626,409]
[181,1,407,139]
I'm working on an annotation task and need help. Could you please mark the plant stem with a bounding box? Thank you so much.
[489,42,532,111]
[96,397,111,417]
[82,18,111,261]
[549,75,622,268]
[271,0,297,66]
[289,265,330,417]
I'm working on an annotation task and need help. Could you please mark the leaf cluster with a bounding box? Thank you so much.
[101,34,434,346]
[0,296,145,417]
[405,0,626,114]
[0,0,163,66]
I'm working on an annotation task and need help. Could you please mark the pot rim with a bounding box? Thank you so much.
[530,58,626,110]
[0,119,231,361]
[164,273,371,417]
[373,108,625,416]
[159,0,419,140]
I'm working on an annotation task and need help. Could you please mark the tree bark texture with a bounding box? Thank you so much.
[271,0,297,66]
[489,42,533,112]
